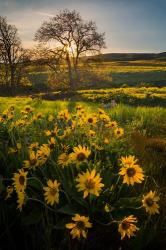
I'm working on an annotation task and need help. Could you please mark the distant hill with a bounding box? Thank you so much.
[87,52,166,62]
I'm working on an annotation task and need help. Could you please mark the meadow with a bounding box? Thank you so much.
[0,5,165,249]
[0,59,166,250]
[0,96,165,250]
[25,59,166,91]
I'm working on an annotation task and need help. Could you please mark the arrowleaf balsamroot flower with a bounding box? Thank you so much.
[8,143,21,154]
[43,180,60,206]
[48,114,55,122]
[48,137,56,149]
[13,169,28,192]
[57,109,70,121]
[58,153,71,168]
[69,145,91,165]
[119,155,144,186]
[76,169,104,198]
[142,191,160,215]
[98,108,106,115]
[119,164,144,186]
[24,150,39,169]
[45,126,59,137]
[99,113,110,123]
[76,104,83,111]
[105,121,118,128]
[38,144,50,159]
[88,130,96,138]
[28,142,39,151]
[114,127,124,137]
[66,214,92,239]
[17,191,26,211]
[118,215,139,240]
[120,155,138,167]
[86,115,97,125]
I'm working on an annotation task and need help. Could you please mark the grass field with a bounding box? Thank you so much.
[0,96,166,136]
[0,98,165,250]
[26,59,166,90]
[0,59,166,250]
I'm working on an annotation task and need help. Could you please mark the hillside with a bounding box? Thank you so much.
[88,52,166,62]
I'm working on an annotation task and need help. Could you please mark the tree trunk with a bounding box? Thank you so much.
[66,52,75,90]
[10,65,15,96]
[73,56,80,84]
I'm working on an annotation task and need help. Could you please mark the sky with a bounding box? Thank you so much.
[0,0,165,53]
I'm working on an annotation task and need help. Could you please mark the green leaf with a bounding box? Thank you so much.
[28,178,43,191]
[58,204,83,215]
[116,196,141,208]
[22,209,42,226]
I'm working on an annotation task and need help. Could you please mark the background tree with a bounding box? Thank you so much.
[30,45,69,90]
[0,16,27,94]
[35,9,106,89]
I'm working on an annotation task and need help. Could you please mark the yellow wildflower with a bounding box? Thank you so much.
[142,191,160,215]
[43,180,60,206]
[66,214,92,239]
[114,128,124,137]
[76,169,104,198]
[17,191,26,211]
[13,169,28,192]
[58,153,70,168]
[119,164,144,186]
[69,145,91,165]
[57,109,70,121]
[118,215,139,240]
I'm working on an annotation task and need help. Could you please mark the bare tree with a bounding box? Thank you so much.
[35,9,106,89]
[30,45,65,74]
[29,45,69,90]
[0,16,27,94]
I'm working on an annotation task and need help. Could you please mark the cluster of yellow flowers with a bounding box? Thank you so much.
[79,87,166,103]
[23,144,51,169]
[1,104,160,241]
[12,169,28,210]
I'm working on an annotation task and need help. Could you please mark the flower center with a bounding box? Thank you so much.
[88,118,93,123]
[126,167,136,177]
[77,152,86,161]
[76,221,85,230]
[121,221,130,230]
[145,198,154,207]
[19,175,25,185]
[50,188,57,196]
[30,158,37,166]
[49,143,55,149]
[51,131,56,136]
[85,179,95,189]
[10,106,14,111]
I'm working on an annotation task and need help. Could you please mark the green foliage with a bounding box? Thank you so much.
[0,104,163,250]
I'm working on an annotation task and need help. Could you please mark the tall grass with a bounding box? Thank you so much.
[0,97,165,137]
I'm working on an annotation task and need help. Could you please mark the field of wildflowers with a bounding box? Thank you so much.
[0,103,163,250]
[79,87,166,106]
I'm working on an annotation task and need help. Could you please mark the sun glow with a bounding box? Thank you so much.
[66,42,77,56]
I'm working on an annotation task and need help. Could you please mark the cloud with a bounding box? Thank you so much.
[35,11,54,17]
[0,0,165,52]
